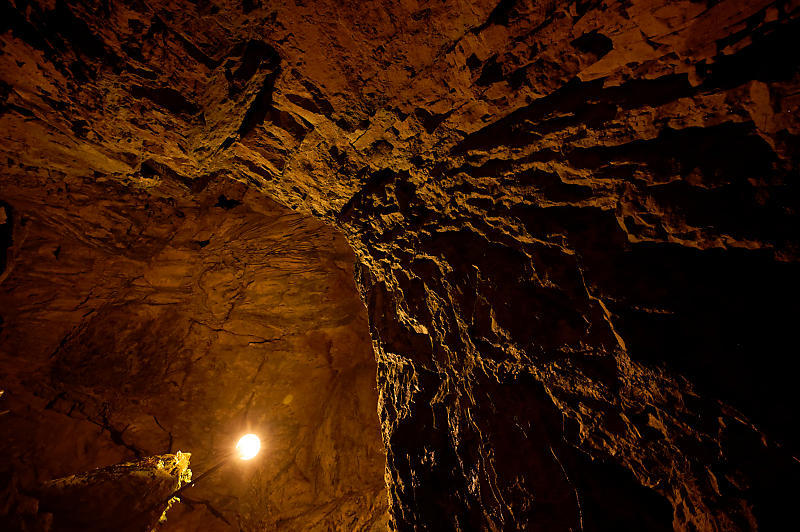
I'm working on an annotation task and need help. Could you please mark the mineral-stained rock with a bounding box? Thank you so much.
[1,0,799,530]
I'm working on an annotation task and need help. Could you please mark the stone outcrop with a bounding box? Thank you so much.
[2,452,191,531]
[41,453,191,531]
[2,0,799,530]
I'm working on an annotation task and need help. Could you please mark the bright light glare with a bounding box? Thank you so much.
[236,434,261,460]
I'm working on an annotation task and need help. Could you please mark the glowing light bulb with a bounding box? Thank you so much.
[236,434,261,460]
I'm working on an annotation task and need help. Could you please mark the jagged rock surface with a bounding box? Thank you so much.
[38,453,191,532]
[2,0,799,530]
[1,452,191,532]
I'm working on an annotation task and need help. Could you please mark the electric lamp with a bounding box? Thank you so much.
[236,433,261,460]
[165,433,262,502]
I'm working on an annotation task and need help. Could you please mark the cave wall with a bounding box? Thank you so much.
[0,175,387,529]
[1,0,799,530]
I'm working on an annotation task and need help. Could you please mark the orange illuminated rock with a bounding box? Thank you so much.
[1,0,798,530]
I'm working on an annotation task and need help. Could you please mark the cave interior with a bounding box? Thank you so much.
[1,0,799,531]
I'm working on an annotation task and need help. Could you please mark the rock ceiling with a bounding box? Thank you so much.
[1,0,799,530]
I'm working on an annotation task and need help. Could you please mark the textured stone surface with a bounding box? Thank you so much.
[0,176,387,530]
[37,453,191,532]
[2,0,799,530]
[1,452,191,531]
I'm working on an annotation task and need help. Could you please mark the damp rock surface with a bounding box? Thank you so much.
[1,0,799,530]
